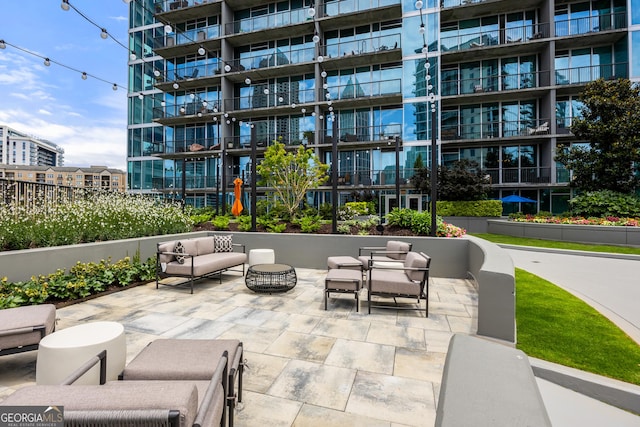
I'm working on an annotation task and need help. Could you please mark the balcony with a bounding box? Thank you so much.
[154,101,221,125]
[149,138,222,157]
[154,24,220,50]
[555,63,627,87]
[225,8,309,36]
[223,87,315,112]
[155,63,223,91]
[485,166,552,185]
[441,118,551,141]
[442,69,551,97]
[555,12,627,38]
[441,22,549,58]
[327,77,401,103]
[334,123,402,144]
[234,45,315,73]
[321,33,401,68]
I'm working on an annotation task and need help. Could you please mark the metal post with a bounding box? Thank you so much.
[181,158,187,211]
[331,118,338,234]
[221,149,227,215]
[395,136,400,210]
[430,107,437,237]
[215,160,220,215]
[250,125,257,232]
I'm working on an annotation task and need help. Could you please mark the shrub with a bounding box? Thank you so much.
[337,223,352,234]
[211,215,230,230]
[236,215,252,232]
[344,201,369,215]
[569,190,640,217]
[385,208,416,228]
[295,215,322,233]
[437,200,502,217]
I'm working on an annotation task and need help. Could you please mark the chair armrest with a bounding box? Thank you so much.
[359,246,385,255]
[160,251,195,258]
[0,325,44,338]
[61,350,107,385]
[193,351,228,427]
[232,243,246,253]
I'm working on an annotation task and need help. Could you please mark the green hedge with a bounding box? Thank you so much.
[437,200,502,217]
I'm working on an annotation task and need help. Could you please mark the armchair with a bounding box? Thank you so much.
[367,251,431,316]
[358,240,412,270]
[0,304,56,357]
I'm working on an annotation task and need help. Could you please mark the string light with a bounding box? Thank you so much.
[81,72,87,80]
[61,0,70,11]
[100,28,109,39]
[0,40,5,49]
[44,58,51,67]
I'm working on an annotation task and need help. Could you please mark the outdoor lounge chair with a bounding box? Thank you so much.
[0,304,56,356]
[358,240,412,270]
[121,339,244,427]
[367,251,431,315]
[0,350,228,427]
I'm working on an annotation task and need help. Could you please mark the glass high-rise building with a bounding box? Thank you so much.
[127,0,631,215]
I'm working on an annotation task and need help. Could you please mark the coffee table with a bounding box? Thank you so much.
[36,321,126,385]
[245,263,297,293]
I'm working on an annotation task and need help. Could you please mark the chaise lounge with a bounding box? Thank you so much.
[0,304,56,357]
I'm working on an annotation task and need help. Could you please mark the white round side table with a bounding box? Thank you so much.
[36,321,126,385]
[248,248,275,266]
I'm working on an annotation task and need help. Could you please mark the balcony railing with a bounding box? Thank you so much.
[223,87,315,111]
[323,33,401,59]
[155,101,221,119]
[326,78,401,101]
[154,25,221,49]
[225,8,309,35]
[555,63,627,86]
[150,138,222,155]
[158,63,222,83]
[441,22,549,53]
[321,0,399,17]
[555,11,627,37]
[224,130,314,149]
[232,45,315,72]
[442,69,549,96]
[485,167,552,185]
[441,0,489,7]
[441,118,551,140]
[154,0,206,13]
[335,123,403,143]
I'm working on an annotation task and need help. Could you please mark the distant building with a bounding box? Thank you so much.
[0,125,65,167]
[0,165,126,192]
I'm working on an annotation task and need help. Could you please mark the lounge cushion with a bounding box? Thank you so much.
[370,269,420,296]
[404,252,429,282]
[123,339,241,381]
[164,252,247,277]
[0,304,56,351]
[0,382,200,427]
[386,240,411,260]
[194,237,215,256]
[157,241,175,264]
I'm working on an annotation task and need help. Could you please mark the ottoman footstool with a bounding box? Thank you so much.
[327,256,363,271]
[325,268,363,312]
[122,339,244,427]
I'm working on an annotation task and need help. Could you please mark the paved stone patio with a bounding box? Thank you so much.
[0,268,478,426]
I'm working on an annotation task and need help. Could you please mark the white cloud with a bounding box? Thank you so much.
[38,109,52,116]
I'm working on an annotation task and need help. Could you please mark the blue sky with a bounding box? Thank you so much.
[0,0,130,171]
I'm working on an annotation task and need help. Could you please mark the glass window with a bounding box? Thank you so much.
[632,31,640,78]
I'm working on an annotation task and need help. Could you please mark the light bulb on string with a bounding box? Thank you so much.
[419,24,425,35]
[161,101,166,107]
[81,72,88,80]
[224,113,229,117]
[130,51,137,61]
[224,64,231,72]
[101,29,108,39]
[198,46,205,55]
[213,116,217,122]
[164,24,173,33]
[415,0,423,8]
[301,108,306,113]
[312,33,320,43]
[422,45,428,54]
[154,70,161,77]
[311,111,316,117]
[325,93,331,99]
[112,83,118,91]
[202,101,208,107]
[291,103,297,108]
[61,0,70,11]
[263,88,269,95]
[44,58,51,66]
[323,83,328,89]
[138,93,144,100]
[197,112,202,117]
[317,55,324,62]
[226,120,231,124]
[190,93,196,99]
[321,70,327,78]
[245,78,251,85]
[0,40,5,49]
[278,96,284,102]
[173,82,179,89]
[180,106,185,113]
[308,7,315,16]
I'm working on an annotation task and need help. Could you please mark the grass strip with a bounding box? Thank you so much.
[472,233,640,255]
[515,268,640,386]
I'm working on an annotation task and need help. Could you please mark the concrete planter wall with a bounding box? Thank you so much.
[0,232,515,342]
[488,220,640,246]
[443,216,495,234]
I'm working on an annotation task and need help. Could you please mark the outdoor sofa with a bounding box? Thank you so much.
[0,304,56,356]
[156,235,247,293]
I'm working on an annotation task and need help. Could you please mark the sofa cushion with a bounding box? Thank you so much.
[214,235,233,253]
[164,252,247,277]
[404,252,428,282]
[174,241,186,264]
[194,237,215,256]
[370,268,420,296]
[386,240,411,260]
[158,241,176,264]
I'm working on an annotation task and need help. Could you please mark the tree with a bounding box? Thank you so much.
[555,78,640,193]
[411,159,490,201]
[257,140,329,218]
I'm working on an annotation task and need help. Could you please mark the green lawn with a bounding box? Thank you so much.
[471,233,640,255]
[515,268,640,385]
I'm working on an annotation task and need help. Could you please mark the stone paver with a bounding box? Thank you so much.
[0,268,478,426]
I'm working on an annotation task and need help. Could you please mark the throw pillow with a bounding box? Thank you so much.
[214,235,233,252]
[174,241,186,264]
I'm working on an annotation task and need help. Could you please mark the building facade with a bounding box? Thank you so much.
[0,125,65,167]
[0,165,126,192]
[126,0,633,215]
